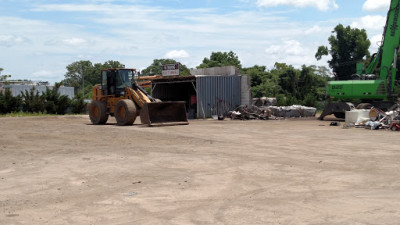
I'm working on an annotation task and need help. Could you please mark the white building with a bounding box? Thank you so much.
[2,84,74,99]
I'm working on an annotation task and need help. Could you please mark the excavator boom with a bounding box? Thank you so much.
[319,0,400,119]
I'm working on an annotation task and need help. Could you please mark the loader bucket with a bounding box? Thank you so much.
[140,101,189,126]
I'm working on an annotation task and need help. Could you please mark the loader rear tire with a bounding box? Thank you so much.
[89,100,108,125]
[115,99,137,126]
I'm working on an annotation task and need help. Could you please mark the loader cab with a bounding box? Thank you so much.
[101,69,134,97]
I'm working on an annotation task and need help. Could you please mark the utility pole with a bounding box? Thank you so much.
[81,66,84,98]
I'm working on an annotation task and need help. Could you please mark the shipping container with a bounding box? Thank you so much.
[151,75,242,119]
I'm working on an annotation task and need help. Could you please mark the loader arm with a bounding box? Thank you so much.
[124,86,151,108]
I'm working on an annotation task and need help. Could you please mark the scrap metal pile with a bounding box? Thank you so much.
[227,97,317,120]
[345,104,400,131]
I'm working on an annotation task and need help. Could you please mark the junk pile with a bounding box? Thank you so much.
[267,105,317,118]
[228,105,270,120]
[227,97,317,120]
[344,104,400,131]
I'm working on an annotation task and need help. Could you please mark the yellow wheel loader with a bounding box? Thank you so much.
[89,68,188,126]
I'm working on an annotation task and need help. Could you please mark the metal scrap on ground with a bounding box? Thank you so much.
[227,97,317,120]
[344,104,400,131]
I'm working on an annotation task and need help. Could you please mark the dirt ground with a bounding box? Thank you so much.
[0,115,400,225]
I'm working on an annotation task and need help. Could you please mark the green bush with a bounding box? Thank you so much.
[70,95,87,114]
[276,94,299,106]
[44,101,57,114]
[21,87,45,113]
[56,95,70,114]
[302,93,317,107]
[42,82,70,115]
[0,88,22,114]
[276,94,287,106]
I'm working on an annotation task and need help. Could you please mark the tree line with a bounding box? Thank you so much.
[1,23,374,114]
[61,24,372,108]
[0,82,86,115]
[59,51,331,108]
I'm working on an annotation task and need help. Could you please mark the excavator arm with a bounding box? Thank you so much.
[320,0,400,119]
[375,0,400,96]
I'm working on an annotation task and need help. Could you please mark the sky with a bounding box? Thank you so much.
[0,0,391,84]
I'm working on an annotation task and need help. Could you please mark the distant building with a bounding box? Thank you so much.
[0,80,50,86]
[0,82,74,99]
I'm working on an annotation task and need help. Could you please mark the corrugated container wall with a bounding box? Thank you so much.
[240,75,252,106]
[196,76,241,118]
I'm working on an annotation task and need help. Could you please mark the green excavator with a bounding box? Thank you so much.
[319,0,400,120]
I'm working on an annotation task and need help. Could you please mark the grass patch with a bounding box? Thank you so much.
[0,112,60,117]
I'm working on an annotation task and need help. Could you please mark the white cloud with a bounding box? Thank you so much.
[351,15,386,31]
[62,38,88,46]
[305,25,322,35]
[263,40,327,68]
[32,70,53,78]
[0,3,332,83]
[265,40,304,56]
[165,50,190,59]
[362,0,390,12]
[256,0,338,11]
[0,34,29,47]
[369,34,383,53]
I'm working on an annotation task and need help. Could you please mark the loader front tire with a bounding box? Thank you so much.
[115,99,137,126]
[89,100,109,125]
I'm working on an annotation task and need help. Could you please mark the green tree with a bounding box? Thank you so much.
[0,68,12,84]
[315,24,370,80]
[21,87,45,113]
[298,65,327,100]
[242,65,281,98]
[63,60,125,98]
[70,94,87,114]
[43,82,70,114]
[141,59,190,76]
[63,60,93,96]
[310,65,333,78]
[302,93,317,107]
[273,63,300,99]
[251,79,281,98]
[197,51,242,69]
[0,88,22,114]
[244,62,328,104]
[241,65,267,87]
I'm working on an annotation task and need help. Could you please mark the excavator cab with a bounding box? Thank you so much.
[90,68,189,126]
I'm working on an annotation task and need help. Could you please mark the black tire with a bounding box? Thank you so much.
[333,112,345,119]
[115,99,137,126]
[356,103,372,109]
[89,101,109,125]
